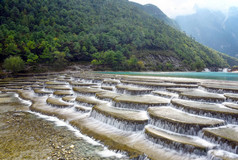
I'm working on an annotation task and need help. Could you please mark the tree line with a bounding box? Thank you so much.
[0,0,237,73]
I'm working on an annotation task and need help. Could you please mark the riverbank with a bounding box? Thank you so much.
[0,62,93,79]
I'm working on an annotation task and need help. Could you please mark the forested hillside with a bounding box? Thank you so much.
[132,3,180,29]
[1,0,238,72]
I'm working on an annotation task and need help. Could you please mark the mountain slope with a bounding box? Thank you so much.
[0,0,238,71]
[176,8,238,58]
[131,3,180,29]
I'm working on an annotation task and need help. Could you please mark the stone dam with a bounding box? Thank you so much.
[0,71,238,160]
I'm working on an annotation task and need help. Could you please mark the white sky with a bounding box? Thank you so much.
[129,0,238,18]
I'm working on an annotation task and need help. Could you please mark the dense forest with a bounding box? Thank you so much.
[132,3,180,30]
[1,0,238,72]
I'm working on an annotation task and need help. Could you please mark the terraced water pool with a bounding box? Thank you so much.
[0,71,238,160]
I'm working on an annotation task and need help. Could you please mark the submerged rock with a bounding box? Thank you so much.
[70,116,191,160]
[92,104,148,123]
[0,93,29,113]
[73,87,102,95]
[45,81,66,85]
[202,125,238,154]
[76,96,105,107]
[91,104,148,131]
[172,99,238,124]
[179,89,226,102]
[0,96,21,104]
[75,105,91,113]
[113,95,170,110]
[34,89,52,95]
[96,91,121,100]
[116,85,152,95]
[201,83,238,93]
[208,150,238,160]
[121,80,198,89]
[167,88,195,93]
[102,79,120,85]
[62,96,76,102]
[6,86,24,89]
[53,91,73,97]
[145,125,215,155]
[46,97,74,108]
[69,81,97,86]
[101,86,114,91]
[224,93,238,101]
[148,106,224,135]
[223,102,238,110]
[0,93,15,98]
[45,85,71,91]
[152,91,178,98]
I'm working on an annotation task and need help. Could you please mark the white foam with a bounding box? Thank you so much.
[15,93,32,107]
[147,125,216,148]
[28,111,127,158]
[97,147,125,158]
[205,124,238,131]
[208,149,238,159]
[29,111,101,145]
[193,137,216,148]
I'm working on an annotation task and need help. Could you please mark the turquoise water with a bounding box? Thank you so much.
[98,72,238,81]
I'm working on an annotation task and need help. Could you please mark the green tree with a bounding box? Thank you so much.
[137,61,145,70]
[0,0,236,70]
[0,44,3,55]
[40,47,53,63]
[165,62,174,71]
[52,51,67,70]
[127,55,138,70]
[27,53,39,64]
[4,43,20,55]
[91,50,126,70]
[27,41,36,50]
[3,56,25,73]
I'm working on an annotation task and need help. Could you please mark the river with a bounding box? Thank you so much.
[98,72,238,81]
[0,71,238,160]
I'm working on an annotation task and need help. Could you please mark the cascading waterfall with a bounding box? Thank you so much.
[1,72,238,160]
[113,102,151,111]
[201,129,238,154]
[171,104,237,125]
[90,109,148,131]
[144,132,208,155]
[149,116,204,136]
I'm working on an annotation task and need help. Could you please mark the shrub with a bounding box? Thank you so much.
[232,65,238,70]
[137,61,145,70]
[3,56,25,73]
[52,51,68,70]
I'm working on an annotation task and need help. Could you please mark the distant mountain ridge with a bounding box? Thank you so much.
[176,7,238,58]
[131,3,180,29]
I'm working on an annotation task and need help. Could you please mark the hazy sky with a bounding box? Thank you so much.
[129,0,238,18]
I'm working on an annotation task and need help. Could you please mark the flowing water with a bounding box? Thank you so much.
[98,71,238,81]
[0,94,127,159]
[0,71,238,160]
